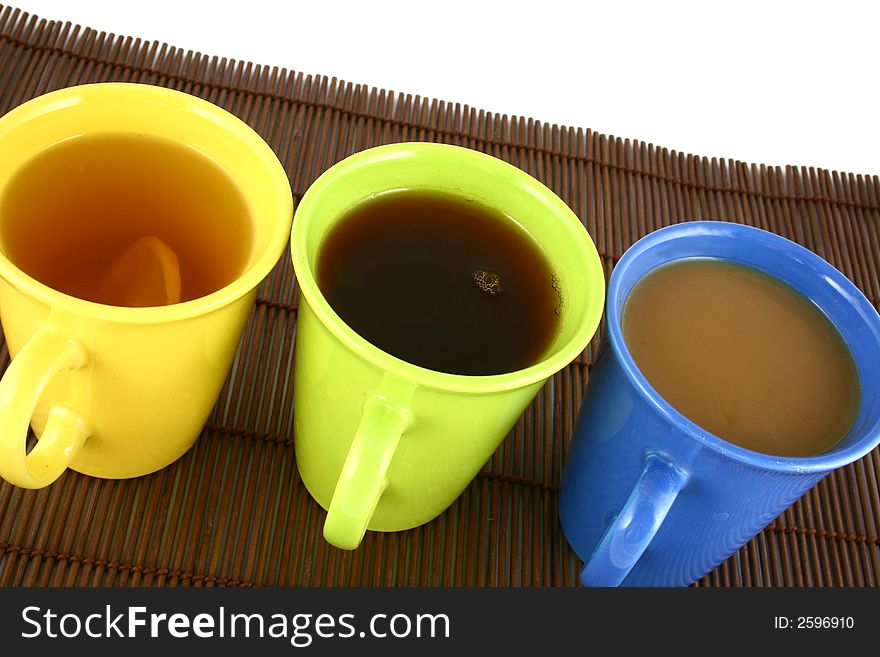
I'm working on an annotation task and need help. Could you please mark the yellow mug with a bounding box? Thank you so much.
[0,83,292,488]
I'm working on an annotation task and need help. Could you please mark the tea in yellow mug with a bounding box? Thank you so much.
[291,143,605,549]
[0,83,292,488]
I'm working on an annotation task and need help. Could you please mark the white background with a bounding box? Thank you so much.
[8,0,880,175]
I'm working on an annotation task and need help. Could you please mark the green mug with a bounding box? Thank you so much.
[291,143,604,549]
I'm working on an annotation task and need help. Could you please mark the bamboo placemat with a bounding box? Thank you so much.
[0,4,878,587]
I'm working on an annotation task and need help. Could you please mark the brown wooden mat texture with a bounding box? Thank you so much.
[0,5,878,587]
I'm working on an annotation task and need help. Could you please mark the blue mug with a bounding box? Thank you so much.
[559,221,880,587]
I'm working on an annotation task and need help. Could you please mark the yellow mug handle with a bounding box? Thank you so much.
[323,396,410,550]
[0,329,90,488]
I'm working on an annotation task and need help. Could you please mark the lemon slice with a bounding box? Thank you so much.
[95,236,182,307]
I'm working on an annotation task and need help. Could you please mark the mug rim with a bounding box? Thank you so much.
[291,142,606,394]
[0,82,293,324]
[607,220,880,473]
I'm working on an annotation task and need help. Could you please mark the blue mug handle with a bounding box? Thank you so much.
[581,453,689,586]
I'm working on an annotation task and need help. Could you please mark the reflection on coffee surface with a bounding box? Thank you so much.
[317,190,560,376]
[1,133,253,307]
[622,258,859,456]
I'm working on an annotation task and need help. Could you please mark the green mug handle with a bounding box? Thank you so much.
[323,395,410,550]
